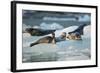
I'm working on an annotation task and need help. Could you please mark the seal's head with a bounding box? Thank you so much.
[67,32,82,40]
[61,32,66,39]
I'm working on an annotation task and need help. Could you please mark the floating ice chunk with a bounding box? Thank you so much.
[78,15,90,21]
[22,24,31,32]
[33,25,40,29]
[23,33,31,38]
[83,25,91,38]
[40,22,64,30]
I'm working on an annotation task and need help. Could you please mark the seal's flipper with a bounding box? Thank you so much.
[68,24,87,35]
[30,42,38,47]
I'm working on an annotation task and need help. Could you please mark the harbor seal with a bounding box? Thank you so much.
[56,32,66,42]
[67,32,82,40]
[30,33,56,47]
[66,24,87,40]
[25,28,56,36]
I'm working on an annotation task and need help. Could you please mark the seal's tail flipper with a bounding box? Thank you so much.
[68,24,88,35]
[30,42,38,47]
[78,24,87,35]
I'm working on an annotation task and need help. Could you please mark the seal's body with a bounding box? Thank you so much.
[25,28,56,36]
[30,33,55,47]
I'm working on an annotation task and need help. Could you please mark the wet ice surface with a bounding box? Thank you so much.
[22,26,91,63]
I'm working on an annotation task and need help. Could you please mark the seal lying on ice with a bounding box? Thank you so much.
[30,32,66,47]
[67,24,87,40]
[30,33,56,47]
[25,28,56,36]
[67,32,82,40]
